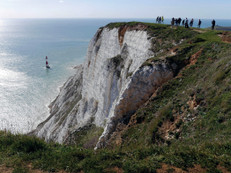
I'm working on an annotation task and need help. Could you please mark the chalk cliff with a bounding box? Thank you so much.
[33,23,187,147]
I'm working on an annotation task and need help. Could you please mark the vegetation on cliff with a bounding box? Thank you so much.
[1,22,231,173]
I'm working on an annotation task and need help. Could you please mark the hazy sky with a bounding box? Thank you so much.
[0,0,230,19]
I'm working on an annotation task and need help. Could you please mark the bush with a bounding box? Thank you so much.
[13,167,29,173]
[11,136,47,153]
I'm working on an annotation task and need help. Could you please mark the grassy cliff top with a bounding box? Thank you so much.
[1,22,231,173]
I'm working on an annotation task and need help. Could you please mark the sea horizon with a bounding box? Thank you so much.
[1,17,231,20]
[1,18,230,28]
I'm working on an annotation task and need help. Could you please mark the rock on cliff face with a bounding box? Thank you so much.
[33,23,179,146]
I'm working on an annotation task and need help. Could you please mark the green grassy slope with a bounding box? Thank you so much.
[1,23,231,173]
[114,24,231,172]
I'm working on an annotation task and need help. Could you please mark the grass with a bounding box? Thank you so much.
[113,23,231,172]
[196,30,222,43]
[66,124,104,148]
[105,21,166,30]
[108,22,231,171]
[1,131,231,172]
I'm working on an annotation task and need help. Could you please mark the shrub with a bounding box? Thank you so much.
[11,136,47,153]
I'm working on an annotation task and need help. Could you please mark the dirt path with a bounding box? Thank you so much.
[193,28,206,33]
[219,31,231,43]
[157,164,230,173]
[0,164,68,173]
[0,165,13,173]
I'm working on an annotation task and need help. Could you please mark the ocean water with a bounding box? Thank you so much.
[0,19,103,133]
[0,18,230,134]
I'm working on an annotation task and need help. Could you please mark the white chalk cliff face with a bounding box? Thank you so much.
[33,24,176,146]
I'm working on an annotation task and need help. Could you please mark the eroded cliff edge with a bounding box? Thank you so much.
[32,22,197,148]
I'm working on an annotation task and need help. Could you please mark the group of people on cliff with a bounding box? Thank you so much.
[156,17,216,30]
[156,16,164,23]
[170,17,216,30]
[171,18,201,28]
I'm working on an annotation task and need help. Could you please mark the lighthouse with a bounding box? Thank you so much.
[46,56,50,69]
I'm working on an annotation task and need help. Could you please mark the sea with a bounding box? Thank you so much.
[0,18,230,134]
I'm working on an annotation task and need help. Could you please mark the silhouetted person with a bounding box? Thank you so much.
[178,18,182,25]
[182,19,185,26]
[212,19,216,30]
[158,17,161,23]
[161,16,164,23]
[185,18,189,28]
[190,18,194,27]
[171,17,175,27]
[198,19,202,28]
[175,18,177,25]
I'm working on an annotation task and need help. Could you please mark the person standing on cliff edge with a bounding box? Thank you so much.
[190,18,194,27]
[156,16,159,23]
[171,17,175,28]
[212,19,216,30]
[198,19,202,28]
[185,18,189,28]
